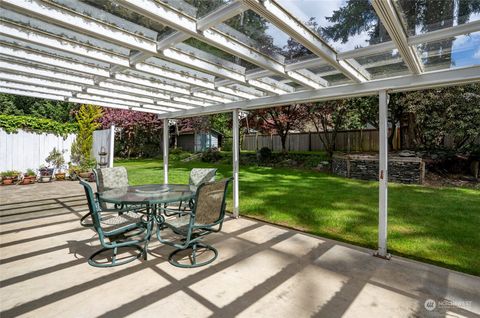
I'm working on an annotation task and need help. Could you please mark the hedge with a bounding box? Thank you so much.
[0,115,78,137]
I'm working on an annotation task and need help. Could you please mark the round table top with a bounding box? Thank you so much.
[98,184,195,205]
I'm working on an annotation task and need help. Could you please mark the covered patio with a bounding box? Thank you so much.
[1,182,479,317]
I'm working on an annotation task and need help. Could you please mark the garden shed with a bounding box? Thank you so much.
[176,129,223,152]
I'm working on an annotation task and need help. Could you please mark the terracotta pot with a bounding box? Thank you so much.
[55,172,66,181]
[78,172,91,179]
[2,178,13,185]
[21,177,32,185]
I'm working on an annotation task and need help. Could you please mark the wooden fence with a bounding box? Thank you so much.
[242,129,399,152]
[0,128,112,172]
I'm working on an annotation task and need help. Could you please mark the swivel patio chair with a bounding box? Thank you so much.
[79,179,152,267]
[165,168,217,216]
[157,178,232,268]
[80,167,140,226]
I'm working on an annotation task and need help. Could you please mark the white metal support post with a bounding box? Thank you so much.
[108,125,115,168]
[376,90,391,259]
[232,109,240,218]
[163,118,169,184]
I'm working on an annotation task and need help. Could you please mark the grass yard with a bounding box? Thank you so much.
[117,158,480,276]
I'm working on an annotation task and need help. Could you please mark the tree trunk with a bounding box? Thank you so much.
[279,133,288,153]
[388,122,396,150]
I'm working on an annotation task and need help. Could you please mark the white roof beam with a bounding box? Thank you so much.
[0,87,66,101]
[243,0,369,82]
[154,101,195,110]
[161,48,246,83]
[247,79,291,95]
[192,91,240,103]
[0,60,93,85]
[75,93,140,108]
[68,97,165,114]
[372,0,423,74]
[113,73,190,95]
[246,69,276,80]
[0,44,110,77]
[217,86,259,99]
[1,0,157,53]
[85,88,154,104]
[253,77,295,92]
[172,96,215,107]
[134,62,215,89]
[0,71,82,92]
[408,20,480,45]
[0,80,72,97]
[0,20,130,67]
[197,1,246,31]
[98,81,171,101]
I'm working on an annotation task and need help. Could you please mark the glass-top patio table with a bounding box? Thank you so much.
[97,184,196,258]
[98,184,195,206]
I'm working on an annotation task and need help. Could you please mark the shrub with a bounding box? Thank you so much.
[0,114,77,137]
[257,147,272,163]
[201,148,222,163]
[46,147,66,170]
[1,170,21,178]
[170,148,192,161]
[25,169,36,177]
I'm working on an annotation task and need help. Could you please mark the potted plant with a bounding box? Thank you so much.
[78,158,97,180]
[39,165,54,183]
[46,148,66,181]
[1,170,20,185]
[68,163,80,181]
[22,169,37,185]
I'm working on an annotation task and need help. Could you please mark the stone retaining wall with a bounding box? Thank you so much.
[332,153,425,184]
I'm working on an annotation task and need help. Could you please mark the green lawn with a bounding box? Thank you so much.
[117,158,480,276]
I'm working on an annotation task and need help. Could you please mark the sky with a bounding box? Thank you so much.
[261,0,480,70]
[265,0,372,51]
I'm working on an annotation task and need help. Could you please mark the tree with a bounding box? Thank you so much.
[307,100,350,157]
[0,94,78,122]
[247,105,308,152]
[397,84,480,152]
[321,0,480,67]
[346,95,404,150]
[98,108,164,158]
[71,104,103,167]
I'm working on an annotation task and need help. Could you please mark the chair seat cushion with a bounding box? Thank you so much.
[101,211,143,233]
[165,215,192,235]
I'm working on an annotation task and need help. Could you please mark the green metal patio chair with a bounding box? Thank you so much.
[79,179,152,267]
[80,167,143,227]
[157,178,232,268]
[164,168,218,216]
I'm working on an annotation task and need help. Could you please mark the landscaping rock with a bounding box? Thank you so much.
[398,150,416,157]
[332,153,425,184]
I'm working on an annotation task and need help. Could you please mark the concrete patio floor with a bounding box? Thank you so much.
[1,182,479,318]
